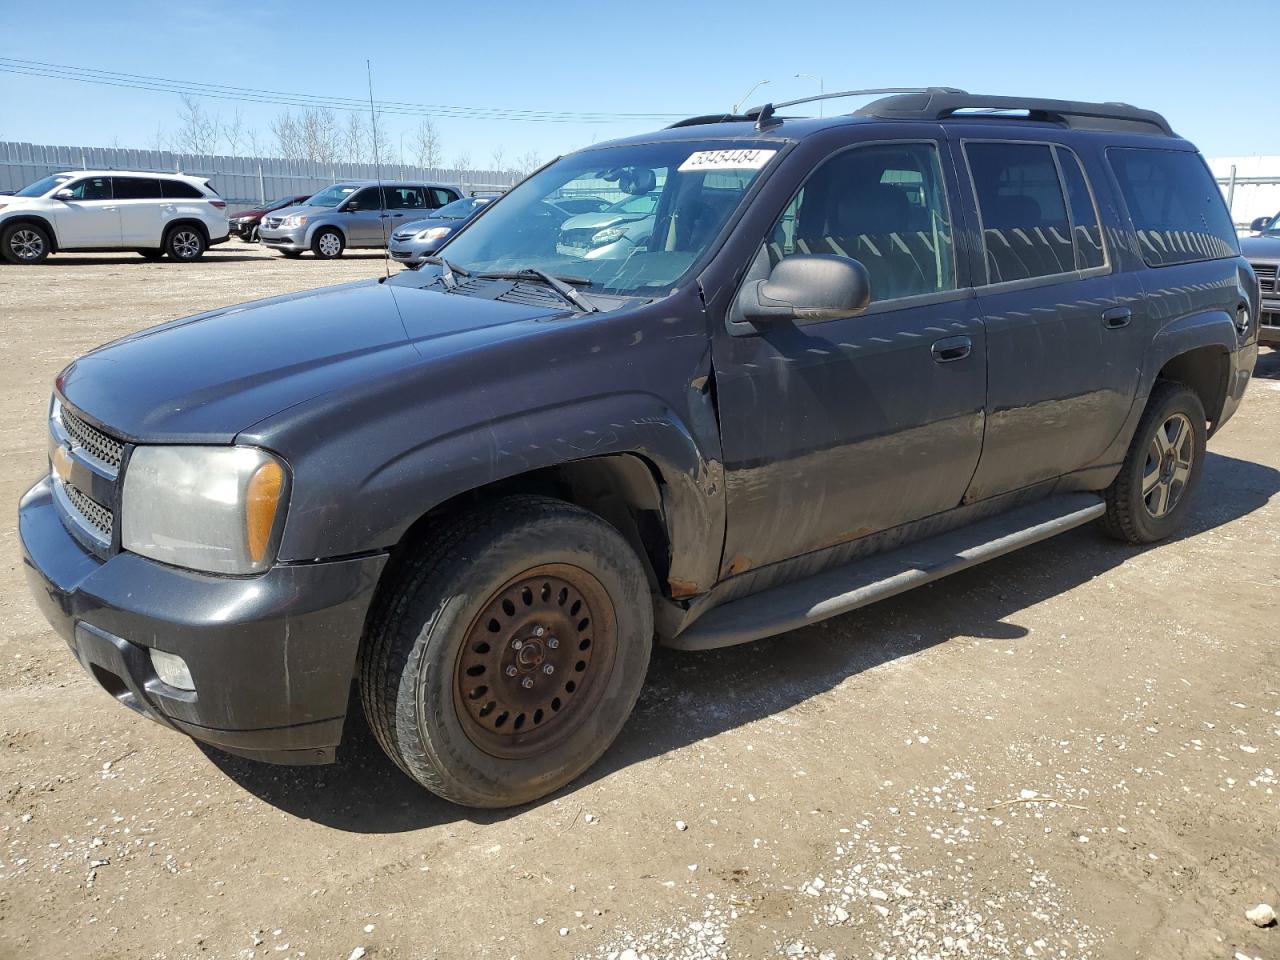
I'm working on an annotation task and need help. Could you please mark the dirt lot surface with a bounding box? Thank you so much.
[1,245,1278,960]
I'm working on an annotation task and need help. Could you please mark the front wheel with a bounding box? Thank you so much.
[1100,381,1206,544]
[165,225,206,261]
[2,222,51,264]
[311,228,344,259]
[359,496,653,807]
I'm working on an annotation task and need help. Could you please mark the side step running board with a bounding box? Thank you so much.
[668,493,1106,652]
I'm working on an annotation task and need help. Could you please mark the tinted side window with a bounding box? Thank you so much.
[430,187,457,207]
[351,187,383,210]
[768,142,956,305]
[161,179,204,199]
[966,142,1074,283]
[1107,148,1239,266]
[112,177,164,200]
[1055,149,1106,270]
[66,177,112,201]
[385,187,426,210]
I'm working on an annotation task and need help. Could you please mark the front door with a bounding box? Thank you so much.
[345,186,387,247]
[713,136,987,577]
[52,176,120,248]
[957,137,1145,500]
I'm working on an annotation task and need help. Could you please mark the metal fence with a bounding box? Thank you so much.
[0,141,522,214]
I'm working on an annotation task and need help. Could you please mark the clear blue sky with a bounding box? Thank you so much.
[0,0,1265,165]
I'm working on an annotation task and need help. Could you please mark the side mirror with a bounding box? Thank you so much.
[1250,216,1271,233]
[53,188,74,201]
[740,254,871,323]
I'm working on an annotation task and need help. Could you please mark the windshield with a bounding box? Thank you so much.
[436,140,780,296]
[267,195,304,211]
[435,196,486,219]
[604,193,659,215]
[1263,213,1280,235]
[306,184,358,207]
[16,173,75,197]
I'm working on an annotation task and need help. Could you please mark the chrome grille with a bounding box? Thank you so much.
[60,404,124,471]
[62,480,113,538]
[264,216,283,229]
[1253,262,1277,296]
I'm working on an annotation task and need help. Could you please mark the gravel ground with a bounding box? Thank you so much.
[1,245,1278,960]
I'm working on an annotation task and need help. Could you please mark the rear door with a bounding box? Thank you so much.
[385,185,428,232]
[113,176,166,246]
[52,176,120,247]
[957,137,1142,500]
[714,133,988,575]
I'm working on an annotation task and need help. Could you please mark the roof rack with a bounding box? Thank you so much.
[854,91,1174,137]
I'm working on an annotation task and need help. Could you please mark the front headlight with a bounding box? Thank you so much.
[416,226,452,241]
[121,446,289,575]
[280,215,308,228]
[590,226,627,246]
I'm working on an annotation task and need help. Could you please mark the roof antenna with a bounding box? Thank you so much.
[366,58,390,283]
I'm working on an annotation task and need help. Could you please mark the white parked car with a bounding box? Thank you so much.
[0,171,230,264]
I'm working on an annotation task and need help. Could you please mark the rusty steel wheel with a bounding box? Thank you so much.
[455,564,617,759]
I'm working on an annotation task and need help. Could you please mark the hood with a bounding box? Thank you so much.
[1240,234,1280,260]
[57,280,562,443]
[560,210,652,232]
[232,206,269,220]
[267,203,329,219]
[0,195,39,211]
[393,215,456,235]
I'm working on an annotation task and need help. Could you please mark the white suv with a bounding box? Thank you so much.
[0,171,230,264]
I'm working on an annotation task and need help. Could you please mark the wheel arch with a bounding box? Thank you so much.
[1144,308,1239,432]
[164,218,210,244]
[2,214,59,252]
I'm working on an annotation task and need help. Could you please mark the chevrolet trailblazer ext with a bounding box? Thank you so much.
[19,90,1258,808]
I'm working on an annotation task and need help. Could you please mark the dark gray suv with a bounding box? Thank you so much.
[1241,212,1280,345]
[258,180,461,258]
[19,89,1259,808]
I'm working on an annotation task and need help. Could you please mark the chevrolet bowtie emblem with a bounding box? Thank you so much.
[51,444,73,484]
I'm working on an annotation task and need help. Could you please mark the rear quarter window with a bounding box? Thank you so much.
[161,180,205,200]
[1107,148,1238,266]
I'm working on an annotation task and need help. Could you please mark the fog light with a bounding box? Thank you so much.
[149,649,194,691]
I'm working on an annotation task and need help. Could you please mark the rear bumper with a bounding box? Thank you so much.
[19,476,387,765]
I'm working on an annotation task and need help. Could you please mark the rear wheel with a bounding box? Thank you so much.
[165,225,206,261]
[2,222,51,264]
[359,496,653,807]
[312,228,344,259]
[1100,381,1206,544]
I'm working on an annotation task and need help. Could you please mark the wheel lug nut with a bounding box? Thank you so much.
[543,664,555,675]
[506,666,518,677]
[521,677,535,689]
[511,639,523,650]
[547,637,559,649]
[533,626,546,637]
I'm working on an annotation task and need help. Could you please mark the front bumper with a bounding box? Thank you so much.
[229,220,258,241]
[388,235,442,264]
[258,225,308,253]
[19,476,387,765]
[1260,299,1280,345]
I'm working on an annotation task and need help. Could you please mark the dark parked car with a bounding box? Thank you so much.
[20,89,1258,808]
[228,195,312,242]
[1240,211,1280,345]
[388,194,495,265]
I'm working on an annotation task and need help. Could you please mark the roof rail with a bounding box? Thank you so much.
[746,86,966,117]
[666,113,751,129]
[854,91,1174,136]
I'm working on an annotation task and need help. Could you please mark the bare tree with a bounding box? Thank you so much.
[174,94,221,155]
[343,113,367,163]
[150,122,168,153]
[271,107,342,162]
[222,109,246,155]
[270,112,302,160]
[367,111,392,166]
[452,151,472,172]
[489,146,506,173]
[411,117,443,168]
[514,149,542,176]
[245,126,265,157]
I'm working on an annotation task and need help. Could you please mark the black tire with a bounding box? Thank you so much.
[138,249,165,260]
[359,496,653,807]
[1100,381,1206,544]
[164,224,207,261]
[311,228,344,259]
[2,222,51,264]
[278,250,303,259]
[250,225,260,243]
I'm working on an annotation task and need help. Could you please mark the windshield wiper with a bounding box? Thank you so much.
[477,268,598,313]
[421,255,470,290]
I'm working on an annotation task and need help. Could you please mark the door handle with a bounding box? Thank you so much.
[1102,307,1132,329]
[931,335,972,363]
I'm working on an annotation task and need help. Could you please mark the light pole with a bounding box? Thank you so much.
[794,73,825,116]
[732,79,771,116]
